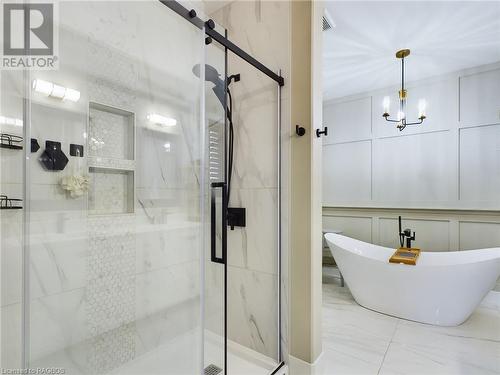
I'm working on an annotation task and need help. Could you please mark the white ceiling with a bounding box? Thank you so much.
[323,1,500,100]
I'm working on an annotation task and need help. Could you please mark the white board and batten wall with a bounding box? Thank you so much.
[322,62,500,268]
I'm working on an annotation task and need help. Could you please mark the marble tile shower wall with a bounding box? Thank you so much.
[1,2,204,373]
[211,0,291,362]
[1,70,25,368]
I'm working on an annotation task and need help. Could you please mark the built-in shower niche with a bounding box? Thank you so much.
[88,102,134,160]
[88,167,134,214]
[88,102,135,215]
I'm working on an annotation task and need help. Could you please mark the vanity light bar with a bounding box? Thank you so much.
[32,79,81,102]
[0,116,23,127]
[147,113,177,127]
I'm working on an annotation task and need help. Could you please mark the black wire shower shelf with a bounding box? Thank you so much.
[0,133,23,150]
[0,195,23,210]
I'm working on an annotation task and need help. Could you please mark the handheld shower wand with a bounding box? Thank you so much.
[192,64,240,206]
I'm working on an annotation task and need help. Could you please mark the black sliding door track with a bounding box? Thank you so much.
[159,0,285,87]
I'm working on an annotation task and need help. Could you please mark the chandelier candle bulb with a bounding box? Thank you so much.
[418,99,427,118]
[383,96,391,114]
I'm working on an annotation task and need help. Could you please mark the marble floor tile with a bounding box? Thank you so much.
[322,283,397,374]
[321,272,500,375]
[316,345,384,375]
[379,332,499,375]
[323,279,354,306]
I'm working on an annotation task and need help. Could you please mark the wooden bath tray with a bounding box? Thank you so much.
[389,248,421,265]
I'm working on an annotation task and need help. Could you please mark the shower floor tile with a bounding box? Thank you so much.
[109,329,276,375]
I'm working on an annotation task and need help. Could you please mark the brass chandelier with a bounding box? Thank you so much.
[382,49,427,131]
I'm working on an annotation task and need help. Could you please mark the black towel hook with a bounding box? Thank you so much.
[295,125,305,137]
[316,126,328,138]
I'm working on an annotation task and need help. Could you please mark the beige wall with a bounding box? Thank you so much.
[289,0,323,365]
[290,0,312,361]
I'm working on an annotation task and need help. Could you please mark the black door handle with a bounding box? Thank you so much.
[211,182,227,264]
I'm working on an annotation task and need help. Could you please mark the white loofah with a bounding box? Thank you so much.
[60,174,90,198]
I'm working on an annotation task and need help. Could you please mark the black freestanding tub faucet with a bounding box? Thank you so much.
[399,216,416,248]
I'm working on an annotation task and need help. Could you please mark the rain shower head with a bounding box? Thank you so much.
[192,64,225,107]
[192,64,223,86]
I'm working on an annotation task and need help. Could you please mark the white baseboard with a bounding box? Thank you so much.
[288,352,324,375]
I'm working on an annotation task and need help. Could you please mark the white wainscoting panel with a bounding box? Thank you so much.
[460,124,500,205]
[323,96,371,144]
[323,208,500,291]
[373,77,458,138]
[459,221,500,251]
[460,68,500,127]
[323,141,372,204]
[373,131,457,204]
[324,208,500,252]
[322,215,372,243]
[378,217,450,251]
[323,62,500,210]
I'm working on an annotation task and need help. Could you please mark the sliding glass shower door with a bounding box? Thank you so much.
[15,1,223,374]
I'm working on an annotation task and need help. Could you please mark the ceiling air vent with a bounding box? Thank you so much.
[323,9,335,31]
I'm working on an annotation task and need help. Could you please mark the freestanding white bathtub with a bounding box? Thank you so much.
[325,233,500,326]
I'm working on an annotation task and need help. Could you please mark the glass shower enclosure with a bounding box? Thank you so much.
[1,1,217,373]
[0,1,281,374]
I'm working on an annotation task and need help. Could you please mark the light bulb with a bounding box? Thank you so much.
[147,113,177,127]
[64,88,81,102]
[50,84,66,99]
[32,79,53,96]
[418,99,427,118]
[0,115,23,127]
[383,96,391,114]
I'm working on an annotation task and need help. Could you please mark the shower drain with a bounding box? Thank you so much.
[204,364,223,375]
